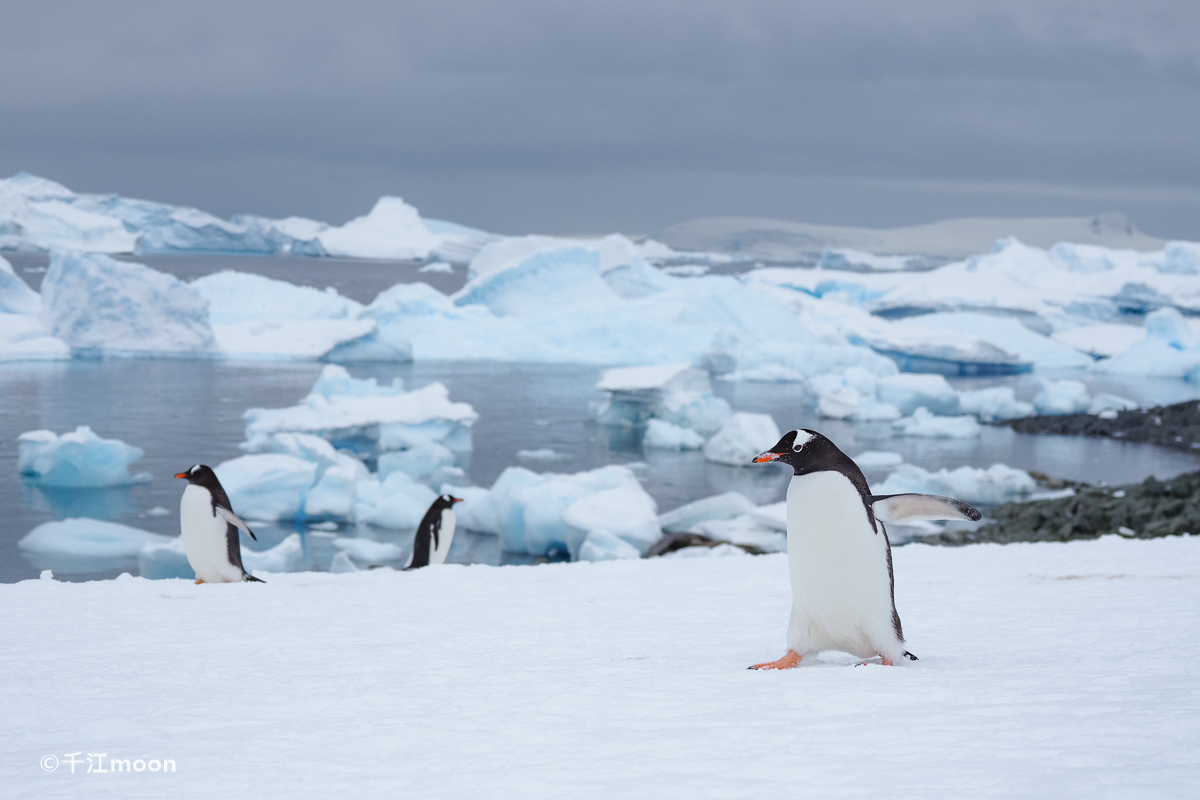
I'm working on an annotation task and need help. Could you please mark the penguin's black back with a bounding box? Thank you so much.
[409,496,456,570]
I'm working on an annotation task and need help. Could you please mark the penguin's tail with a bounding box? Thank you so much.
[243,573,266,583]
[903,651,918,661]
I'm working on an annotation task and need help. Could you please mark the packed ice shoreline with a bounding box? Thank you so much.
[2,536,1196,798]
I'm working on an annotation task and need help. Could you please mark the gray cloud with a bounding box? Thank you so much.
[2,1,1198,237]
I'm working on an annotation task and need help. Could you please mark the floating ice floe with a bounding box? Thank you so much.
[893,408,981,438]
[1052,323,1146,358]
[40,250,216,357]
[853,451,904,469]
[18,426,151,487]
[243,365,477,459]
[467,464,660,558]
[1092,308,1200,380]
[957,387,1034,421]
[594,363,731,435]
[642,419,706,450]
[1033,379,1092,415]
[20,518,170,561]
[704,413,782,466]
[875,463,1039,505]
[0,309,69,362]
[516,448,568,461]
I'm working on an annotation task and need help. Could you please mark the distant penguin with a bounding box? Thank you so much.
[408,494,463,569]
[748,430,980,668]
[175,464,264,584]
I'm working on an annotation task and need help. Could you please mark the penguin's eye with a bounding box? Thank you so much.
[792,443,804,453]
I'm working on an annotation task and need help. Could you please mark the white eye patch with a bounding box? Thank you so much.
[791,430,814,451]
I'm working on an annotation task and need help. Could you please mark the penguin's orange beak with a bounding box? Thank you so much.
[451,497,463,503]
[174,472,189,479]
[752,451,780,463]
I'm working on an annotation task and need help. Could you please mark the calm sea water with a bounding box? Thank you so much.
[3,254,1199,582]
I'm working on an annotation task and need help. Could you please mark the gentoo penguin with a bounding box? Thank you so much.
[749,430,980,668]
[175,464,265,584]
[408,494,462,569]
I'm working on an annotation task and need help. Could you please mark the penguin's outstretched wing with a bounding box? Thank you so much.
[214,504,258,541]
[869,494,982,523]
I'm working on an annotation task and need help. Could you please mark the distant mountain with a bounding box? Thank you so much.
[656,212,1166,261]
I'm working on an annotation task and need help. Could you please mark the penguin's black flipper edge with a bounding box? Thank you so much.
[903,651,918,661]
[869,493,982,523]
[243,574,266,583]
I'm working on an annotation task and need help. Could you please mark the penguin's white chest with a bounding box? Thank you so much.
[784,471,901,660]
[180,484,243,583]
[430,509,456,565]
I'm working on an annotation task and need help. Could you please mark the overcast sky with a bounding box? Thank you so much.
[3,1,1199,237]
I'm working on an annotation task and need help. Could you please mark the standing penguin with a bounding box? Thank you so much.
[408,494,463,569]
[175,464,264,584]
[749,430,980,668]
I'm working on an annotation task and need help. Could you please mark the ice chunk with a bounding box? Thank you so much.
[244,374,477,459]
[241,533,304,574]
[419,262,455,274]
[215,454,318,521]
[517,448,567,461]
[817,385,860,419]
[212,319,378,360]
[876,374,960,416]
[481,464,648,556]
[377,440,456,481]
[20,518,170,560]
[1052,323,1146,358]
[594,363,731,435]
[0,173,139,252]
[328,551,359,573]
[595,363,696,392]
[577,530,643,562]
[719,364,806,382]
[1094,308,1200,379]
[893,407,980,438]
[332,536,404,564]
[853,451,904,469]
[18,426,150,487]
[889,312,1089,370]
[958,387,1034,421]
[703,413,781,466]
[317,197,440,260]
[0,312,70,362]
[875,463,1036,505]
[39,250,216,356]
[562,484,661,558]
[355,471,438,530]
[311,364,405,398]
[1088,393,1139,415]
[0,254,40,316]
[642,419,706,450]
[304,464,362,520]
[190,271,363,325]
[1033,379,1091,415]
[659,492,757,533]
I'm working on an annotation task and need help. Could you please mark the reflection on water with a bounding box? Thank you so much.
[2,358,1198,582]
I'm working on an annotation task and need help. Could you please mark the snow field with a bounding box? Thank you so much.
[2,535,1197,798]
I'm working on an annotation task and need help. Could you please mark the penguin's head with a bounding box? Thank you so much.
[438,494,464,509]
[751,429,831,473]
[175,464,218,486]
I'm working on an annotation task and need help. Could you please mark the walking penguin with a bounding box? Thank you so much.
[749,430,980,668]
[175,464,265,584]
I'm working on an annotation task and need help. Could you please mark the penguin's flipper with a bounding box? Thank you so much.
[243,573,266,583]
[215,505,257,541]
[869,493,981,524]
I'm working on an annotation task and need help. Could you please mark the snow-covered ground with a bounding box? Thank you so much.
[3,536,1196,797]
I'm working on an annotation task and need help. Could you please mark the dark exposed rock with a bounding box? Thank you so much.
[1001,399,1200,452]
[645,532,766,557]
[915,470,1200,546]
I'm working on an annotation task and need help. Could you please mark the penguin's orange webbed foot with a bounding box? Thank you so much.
[749,650,802,670]
[194,579,205,584]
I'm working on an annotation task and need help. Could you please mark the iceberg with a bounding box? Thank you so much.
[191,271,364,325]
[703,413,782,466]
[0,254,40,315]
[594,363,731,435]
[316,197,440,261]
[876,374,960,416]
[1052,323,1146,359]
[39,250,216,356]
[577,530,643,562]
[658,492,757,533]
[853,451,904,469]
[475,464,655,557]
[1093,308,1200,380]
[355,471,438,530]
[18,426,150,487]
[0,311,70,362]
[957,387,1034,422]
[215,454,318,522]
[893,407,981,438]
[875,463,1037,505]
[0,174,139,253]
[642,419,706,450]
[1033,379,1092,415]
[243,365,477,458]
[20,518,170,561]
